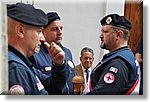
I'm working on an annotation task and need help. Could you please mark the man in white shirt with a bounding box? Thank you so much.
[75,47,94,94]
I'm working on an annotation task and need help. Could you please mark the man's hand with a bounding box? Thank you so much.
[44,42,65,65]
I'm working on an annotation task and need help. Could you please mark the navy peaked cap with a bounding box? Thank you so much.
[100,14,132,30]
[7,2,48,27]
[46,12,61,25]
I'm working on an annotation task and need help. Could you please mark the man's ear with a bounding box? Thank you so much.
[16,24,24,38]
[116,29,124,39]
[80,56,82,61]
[92,57,94,61]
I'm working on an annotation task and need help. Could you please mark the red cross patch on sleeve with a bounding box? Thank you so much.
[104,72,115,84]
[9,85,25,95]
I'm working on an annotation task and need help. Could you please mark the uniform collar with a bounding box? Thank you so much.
[104,46,129,58]
[8,45,34,68]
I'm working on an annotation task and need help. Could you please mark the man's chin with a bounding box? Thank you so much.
[55,41,61,45]
[100,43,105,49]
[100,46,105,49]
[55,40,62,44]
[34,48,40,53]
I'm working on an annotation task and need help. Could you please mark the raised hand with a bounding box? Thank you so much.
[44,42,65,65]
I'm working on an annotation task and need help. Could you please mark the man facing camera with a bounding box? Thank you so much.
[75,47,94,94]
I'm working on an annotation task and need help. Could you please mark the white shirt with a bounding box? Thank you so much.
[81,64,92,94]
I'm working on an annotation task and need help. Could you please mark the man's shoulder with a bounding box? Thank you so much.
[75,64,84,76]
[9,60,29,73]
[8,51,30,71]
[63,46,71,52]
[75,64,82,70]
[75,64,81,68]
[91,65,95,70]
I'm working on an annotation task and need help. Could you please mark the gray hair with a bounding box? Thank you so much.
[81,47,94,56]
[113,26,130,40]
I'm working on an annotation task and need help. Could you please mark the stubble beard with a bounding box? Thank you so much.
[100,42,106,49]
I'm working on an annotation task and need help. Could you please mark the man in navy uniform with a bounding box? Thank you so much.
[87,14,141,95]
[8,3,69,95]
[29,12,75,94]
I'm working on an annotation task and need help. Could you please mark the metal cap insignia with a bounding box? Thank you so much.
[106,17,112,24]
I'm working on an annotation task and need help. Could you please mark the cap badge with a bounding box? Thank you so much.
[106,17,112,24]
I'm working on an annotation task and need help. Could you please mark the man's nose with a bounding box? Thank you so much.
[99,33,103,39]
[57,28,62,34]
[86,58,89,61]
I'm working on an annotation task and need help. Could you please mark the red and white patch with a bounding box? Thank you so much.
[104,73,115,84]
[9,85,25,95]
[36,76,44,91]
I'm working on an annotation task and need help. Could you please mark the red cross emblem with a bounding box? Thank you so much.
[104,73,115,84]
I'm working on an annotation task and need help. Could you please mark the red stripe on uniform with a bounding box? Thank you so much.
[89,76,92,92]
[126,76,140,95]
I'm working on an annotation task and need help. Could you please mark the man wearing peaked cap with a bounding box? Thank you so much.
[86,14,141,95]
[29,12,76,95]
[7,3,69,95]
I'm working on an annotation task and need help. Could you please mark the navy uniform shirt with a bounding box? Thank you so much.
[88,47,140,95]
[8,45,69,95]
[30,43,75,95]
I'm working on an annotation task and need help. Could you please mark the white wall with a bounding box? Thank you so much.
[0,0,8,93]
[106,0,125,15]
[0,0,2,93]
